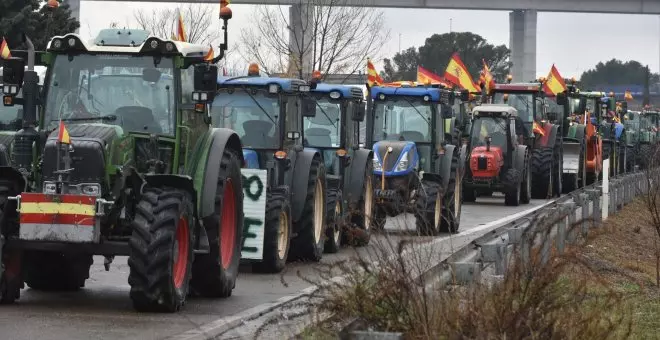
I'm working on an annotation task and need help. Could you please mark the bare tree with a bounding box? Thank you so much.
[640,145,660,286]
[133,3,219,45]
[239,0,390,80]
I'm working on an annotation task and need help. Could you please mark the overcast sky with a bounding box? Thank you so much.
[79,2,660,78]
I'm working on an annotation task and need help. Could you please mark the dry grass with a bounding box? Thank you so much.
[296,200,660,340]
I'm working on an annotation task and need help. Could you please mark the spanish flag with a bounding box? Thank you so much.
[481,59,495,94]
[171,32,178,41]
[532,121,545,136]
[417,66,447,86]
[176,10,187,42]
[624,90,633,101]
[0,37,11,60]
[204,46,214,62]
[444,53,480,93]
[58,120,71,145]
[543,64,567,96]
[366,58,383,88]
[220,0,230,8]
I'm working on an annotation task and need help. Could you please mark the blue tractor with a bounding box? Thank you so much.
[210,64,327,273]
[366,84,466,235]
[303,77,373,251]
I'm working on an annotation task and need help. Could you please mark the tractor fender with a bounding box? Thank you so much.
[0,145,10,167]
[198,128,243,219]
[514,145,528,172]
[458,144,468,177]
[0,166,27,192]
[144,174,198,218]
[344,148,373,206]
[424,144,456,189]
[290,148,323,223]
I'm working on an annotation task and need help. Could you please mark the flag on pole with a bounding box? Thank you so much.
[220,0,230,8]
[481,59,495,94]
[444,53,480,93]
[176,9,187,42]
[0,37,11,59]
[58,120,71,144]
[624,90,633,101]
[543,64,567,96]
[366,58,383,88]
[204,46,214,62]
[417,66,447,86]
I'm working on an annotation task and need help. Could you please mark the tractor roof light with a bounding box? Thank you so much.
[274,150,287,159]
[329,90,341,99]
[312,70,322,81]
[248,63,260,76]
[49,35,86,53]
[268,83,280,94]
[506,74,513,83]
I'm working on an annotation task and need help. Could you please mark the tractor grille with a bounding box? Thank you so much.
[478,156,488,170]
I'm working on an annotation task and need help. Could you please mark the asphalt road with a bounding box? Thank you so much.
[0,196,550,340]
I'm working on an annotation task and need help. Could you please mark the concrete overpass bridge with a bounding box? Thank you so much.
[70,0,660,81]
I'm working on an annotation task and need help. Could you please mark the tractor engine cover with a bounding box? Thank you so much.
[469,146,504,179]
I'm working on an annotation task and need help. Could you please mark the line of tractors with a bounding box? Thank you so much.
[0,9,658,314]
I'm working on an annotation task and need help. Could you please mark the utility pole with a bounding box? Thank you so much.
[449,18,453,33]
[398,33,401,54]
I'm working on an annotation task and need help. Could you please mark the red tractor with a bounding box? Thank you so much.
[463,104,532,206]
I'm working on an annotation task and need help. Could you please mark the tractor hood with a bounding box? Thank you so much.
[373,140,418,176]
[42,124,122,185]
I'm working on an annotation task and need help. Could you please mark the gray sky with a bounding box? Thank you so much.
[79,2,660,78]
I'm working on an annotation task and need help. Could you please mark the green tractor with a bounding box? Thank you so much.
[634,109,660,168]
[0,11,246,313]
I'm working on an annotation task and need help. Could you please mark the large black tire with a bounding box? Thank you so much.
[253,188,292,273]
[190,150,243,297]
[128,187,195,312]
[348,162,375,247]
[504,168,521,206]
[415,181,443,236]
[531,147,553,199]
[324,189,342,254]
[552,145,562,197]
[520,151,532,204]
[24,251,92,291]
[463,186,477,202]
[291,157,326,262]
[1,179,23,304]
[440,150,461,233]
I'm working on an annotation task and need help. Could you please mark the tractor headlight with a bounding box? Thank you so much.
[44,182,57,194]
[395,151,409,171]
[81,184,102,197]
[373,155,382,171]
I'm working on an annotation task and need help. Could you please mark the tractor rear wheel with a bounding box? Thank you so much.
[0,179,22,304]
[504,169,522,206]
[253,188,291,273]
[324,189,342,254]
[531,147,553,199]
[415,181,443,236]
[440,149,461,233]
[520,152,532,204]
[291,157,326,262]
[24,251,92,291]
[128,187,194,312]
[190,150,243,297]
[349,162,375,247]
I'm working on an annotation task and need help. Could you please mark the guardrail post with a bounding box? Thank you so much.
[556,214,567,254]
[602,160,610,221]
[567,203,578,244]
[610,179,618,214]
[579,193,590,238]
[450,262,482,285]
[589,188,602,225]
[481,242,508,276]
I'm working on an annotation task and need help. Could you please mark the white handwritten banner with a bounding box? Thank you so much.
[240,168,268,260]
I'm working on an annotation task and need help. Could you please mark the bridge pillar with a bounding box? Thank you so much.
[288,4,314,79]
[66,0,81,33]
[509,9,536,82]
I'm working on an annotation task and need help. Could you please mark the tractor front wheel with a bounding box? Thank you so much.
[128,187,195,312]
[253,188,291,273]
[190,150,243,297]
[349,164,375,246]
[531,147,553,199]
[415,181,443,236]
[504,169,522,206]
[291,158,326,262]
[324,189,343,254]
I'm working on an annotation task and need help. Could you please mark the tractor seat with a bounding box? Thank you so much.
[305,128,332,147]
[242,120,276,147]
[115,106,161,133]
[399,130,425,142]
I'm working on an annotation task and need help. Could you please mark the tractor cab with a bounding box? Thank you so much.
[491,82,546,145]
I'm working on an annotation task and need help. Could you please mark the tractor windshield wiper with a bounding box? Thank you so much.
[310,97,336,128]
[401,97,431,126]
[52,114,118,122]
[241,86,276,125]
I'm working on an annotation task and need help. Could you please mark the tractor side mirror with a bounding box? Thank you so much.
[192,63,218,104]
[302,97,316,117]
[555,92,568,106]
[352,102,365,121]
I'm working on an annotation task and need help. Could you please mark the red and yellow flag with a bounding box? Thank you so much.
[204,46,214,62]
[543,64,567,96]
[624,90,633,101]
[444,53,480,93]
[417,66,447,86]
[176,10,187,42]
[0,37,11,60]
[481,59,495,94]
[171,32,178,41]
[366,58,383,88]
[220,0,230,8]
[58,120,71,144]
[532,121,545,136]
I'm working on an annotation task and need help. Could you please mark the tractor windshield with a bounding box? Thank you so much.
[43,54,176,135]
[211,88,280,149]
[304,97,340,147]
[470,117,509,152]
[372,98,432,143]
[493,93,535,122]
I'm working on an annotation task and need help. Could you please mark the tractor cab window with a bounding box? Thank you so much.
[493,93,534,123]
[44,54,176,135]
[303,97,341,148]
[211,87,280,149]
[470,117,509,153]
[372,98,432,143]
